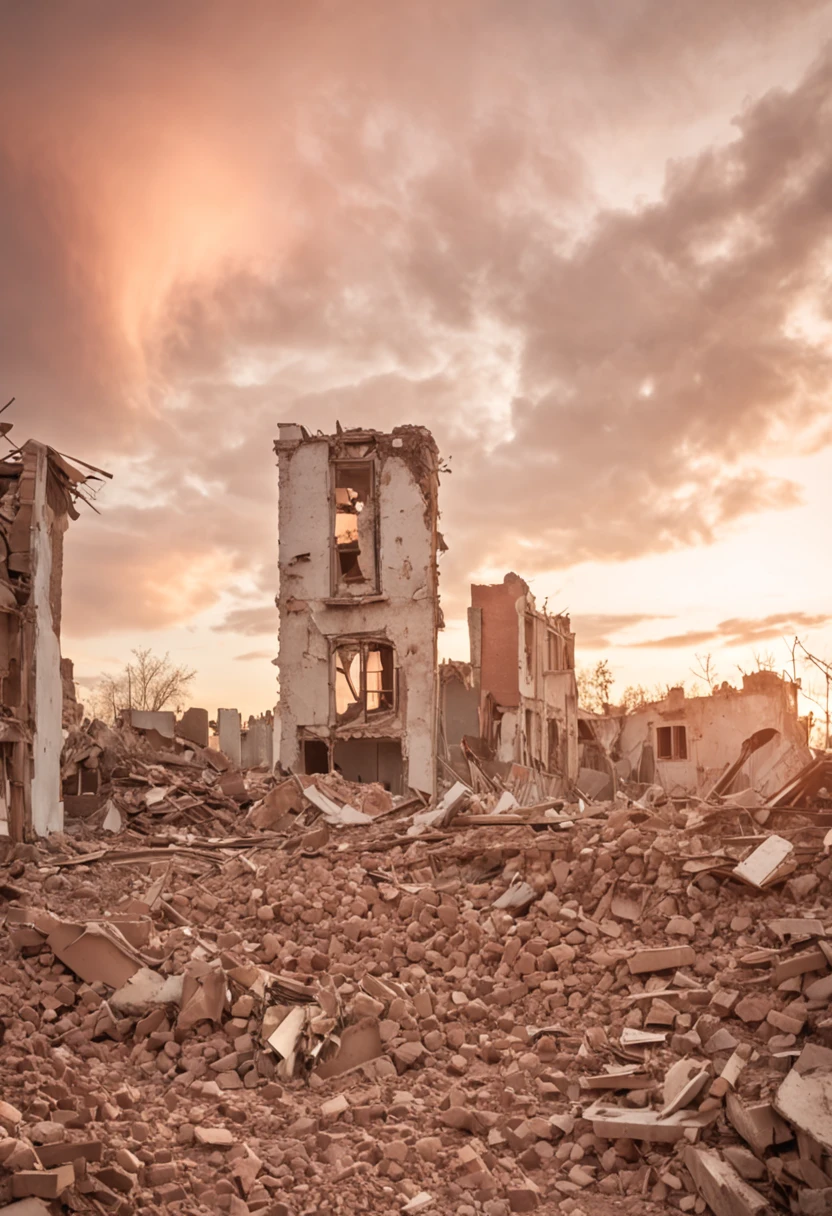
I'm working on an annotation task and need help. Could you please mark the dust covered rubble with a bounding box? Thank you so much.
[2,770,832,1215]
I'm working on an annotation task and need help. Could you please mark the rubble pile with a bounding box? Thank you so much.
[60,720,276,836]
[2,769,832,1216]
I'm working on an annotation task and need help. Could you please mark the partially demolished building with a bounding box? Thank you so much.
[275,423,442,796]
[0,439,96,839]
[4,424,832,1216]
[440,572,579,796]
[470,572,578,781]
[581,670,812,801]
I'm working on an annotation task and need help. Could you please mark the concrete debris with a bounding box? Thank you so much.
[685,1146,771,1216]
[774,1044,832,1154]
[301,781,373,826]
[733,836,796,889]
[4,670,832,1214]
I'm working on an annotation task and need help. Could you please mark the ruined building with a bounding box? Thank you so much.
[0,439,96,838]
[275,423,442,796]
[580,669,812,801]
[440,572,579,793]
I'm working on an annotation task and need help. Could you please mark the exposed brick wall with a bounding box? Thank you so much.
[470,572,528,708]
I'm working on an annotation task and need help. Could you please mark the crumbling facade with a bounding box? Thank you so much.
[275,423,441,796]
[585,670,812,800]
[466,572,579,786]
[0,440,93,838]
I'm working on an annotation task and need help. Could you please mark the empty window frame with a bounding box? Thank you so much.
[547,630,563,671]
[524,615,535,676]
[524,707,538,763]
[332,461,379,595]
[656,724,688,760]
[334,640,397,724]
[303,738,330,775]
[547,718,560,771]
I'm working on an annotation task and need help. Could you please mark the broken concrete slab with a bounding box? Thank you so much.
[732,835,795,888]
[11,1166,74,1199]
[303,781,372,825]
[584,1101,717,1143]
[774,1044,832,1154]
[175,961,227,1031]
[46,920,144,989]
[685,1146,770,1216]
[110,967,185,1014]
[126,709,176,739]
[0,1202,52,1216]
[177,707,210,748]
[316,1017,383,1079]
[628,946,696,974]
[726,1094,793,1157]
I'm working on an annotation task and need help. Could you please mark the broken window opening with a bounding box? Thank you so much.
[334,738,403,795]
[303,738,330,775]
[547,630,563,671]
[366,644,395,713]
[524,707,536,764]
[332,462,378,595]
[335,644,363,724]
[334,640,397,724]
[657,724,688,761]
[547,718,560,772]
[524,614,535,676]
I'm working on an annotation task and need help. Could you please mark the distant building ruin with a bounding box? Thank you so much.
[440,572,580,794]
[275,423,442,796]
[580,670,812,800]
[0,440,99,838]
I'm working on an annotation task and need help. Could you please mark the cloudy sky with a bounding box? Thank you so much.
[3,1,832,716]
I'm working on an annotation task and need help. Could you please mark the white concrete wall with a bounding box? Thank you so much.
[617,683,809,796]
[218,707,242,767]
[242,716,274,769]
[30,446,65,835]
[277,431,439,794]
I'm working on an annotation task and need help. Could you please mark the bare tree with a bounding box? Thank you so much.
[752,649,777,672]
[792,637,831,748]
[690,652,719,691]
[91,649,197,722]
[619,684,652,711]
[737,648,782,679]
[577,659,614,712]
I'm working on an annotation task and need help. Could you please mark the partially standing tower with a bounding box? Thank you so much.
[275,423,442,796]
